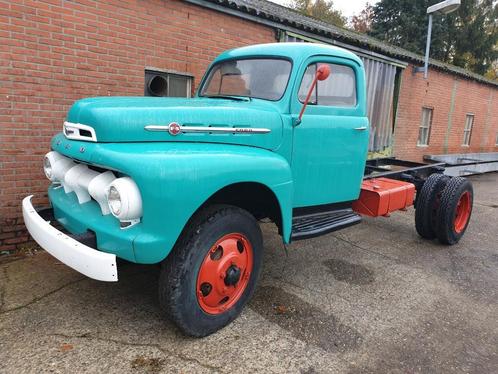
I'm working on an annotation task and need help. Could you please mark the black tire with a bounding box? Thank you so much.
[415,173,450,239]
[158,204,263,337]
[436,177,473,245]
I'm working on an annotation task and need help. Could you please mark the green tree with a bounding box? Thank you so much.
[369,0,498,77]
[288,0,346,27]
[485,59,498,80]
[369,0,450,59]
[451,0,498,75]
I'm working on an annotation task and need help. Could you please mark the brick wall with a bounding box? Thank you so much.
[394,65,498,162]
[0,0,275,251]
[1,1,497,252]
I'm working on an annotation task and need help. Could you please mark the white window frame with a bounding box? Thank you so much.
[462,114,474,147]
[417,107,433,146]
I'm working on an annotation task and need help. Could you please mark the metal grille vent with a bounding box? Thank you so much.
[63,121,97,142]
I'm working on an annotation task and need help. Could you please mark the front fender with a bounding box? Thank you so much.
[53,136,293,263]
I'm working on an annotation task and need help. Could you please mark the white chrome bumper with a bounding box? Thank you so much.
[22,195,118,282]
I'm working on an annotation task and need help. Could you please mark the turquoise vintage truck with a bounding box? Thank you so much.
[23,43,473,336]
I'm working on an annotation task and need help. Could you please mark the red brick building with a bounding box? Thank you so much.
[1,0,497,251]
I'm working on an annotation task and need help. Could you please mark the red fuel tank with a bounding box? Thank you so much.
[352,178,416,217]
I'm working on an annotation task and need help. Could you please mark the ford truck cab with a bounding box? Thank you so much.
[23,43,473,336]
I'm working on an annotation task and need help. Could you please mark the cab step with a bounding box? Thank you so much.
[291,209,362,241]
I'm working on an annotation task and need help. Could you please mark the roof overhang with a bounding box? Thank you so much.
[184,0,407,68]
[184,0,497,87]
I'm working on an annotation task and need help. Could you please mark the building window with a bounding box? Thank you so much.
[298,63,357,107]
[418,107,433,146]
[144,69,192,97]
[495,132,498,146]
[462,114,474,146]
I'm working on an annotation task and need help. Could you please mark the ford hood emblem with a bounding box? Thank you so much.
[168,122,181,136]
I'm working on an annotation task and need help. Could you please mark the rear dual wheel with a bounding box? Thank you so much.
[415,175,473,245]
[415,173,449,239]
[435,177,473,245]
[158,205,262,337]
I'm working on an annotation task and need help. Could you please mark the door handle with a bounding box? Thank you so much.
[354,126,367,131]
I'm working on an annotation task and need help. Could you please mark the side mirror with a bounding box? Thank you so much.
[297,64,331,124]
[316,64,331,81]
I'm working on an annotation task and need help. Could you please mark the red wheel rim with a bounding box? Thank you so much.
[454,191,471,233]
[196,233,253,315]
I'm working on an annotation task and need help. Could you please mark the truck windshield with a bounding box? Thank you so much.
[199,58,292,101]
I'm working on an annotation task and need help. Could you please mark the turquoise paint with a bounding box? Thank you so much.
[49,186,138,262]
[51,134,293,263]
[68,97,284,150]
[48,43,368,263]
[289,55,369,206]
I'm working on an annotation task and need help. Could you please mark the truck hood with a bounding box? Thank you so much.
[66,97,283,150]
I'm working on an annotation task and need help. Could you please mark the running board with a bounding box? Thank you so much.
[291,209,362,241]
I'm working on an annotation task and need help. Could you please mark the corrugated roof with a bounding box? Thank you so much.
[187,0,497,87]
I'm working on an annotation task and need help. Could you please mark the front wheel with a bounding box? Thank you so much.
[158,205,263,337]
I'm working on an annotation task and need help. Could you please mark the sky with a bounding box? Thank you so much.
[268,0,378,18]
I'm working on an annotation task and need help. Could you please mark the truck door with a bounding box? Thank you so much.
[291,57,369,208]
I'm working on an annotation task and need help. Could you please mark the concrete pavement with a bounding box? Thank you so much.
[1,173,497,373]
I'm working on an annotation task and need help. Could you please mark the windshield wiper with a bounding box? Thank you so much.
[203,94,250,102]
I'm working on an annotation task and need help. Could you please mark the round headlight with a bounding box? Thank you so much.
[106,177,143,221]
[43,156,52,179]
[107,186,122,216]
[44,151,74,184]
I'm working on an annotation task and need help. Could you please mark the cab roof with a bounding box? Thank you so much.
[214,43,363,66]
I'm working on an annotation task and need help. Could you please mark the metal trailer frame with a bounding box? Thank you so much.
[424,153,498,177]
[364,157,446,192]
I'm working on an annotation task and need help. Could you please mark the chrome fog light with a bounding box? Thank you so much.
[106,177,143,226]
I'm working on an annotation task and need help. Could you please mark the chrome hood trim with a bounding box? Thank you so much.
[144,124,271,135]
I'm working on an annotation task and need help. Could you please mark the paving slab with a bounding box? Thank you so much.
[1,173,497,373]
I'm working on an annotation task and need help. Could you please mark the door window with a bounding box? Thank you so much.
[298,63,357,107]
